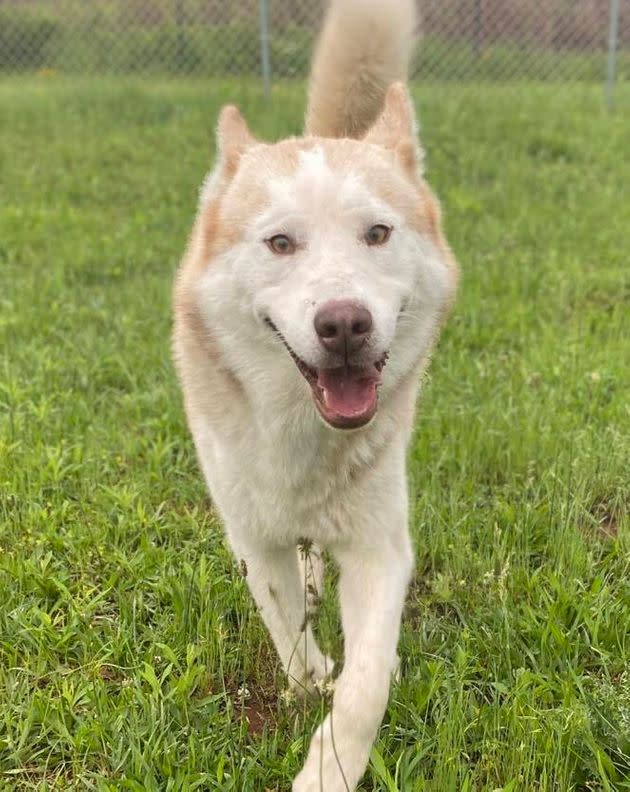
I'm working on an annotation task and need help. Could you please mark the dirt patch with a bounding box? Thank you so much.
[223,677,279,737]
[240,690,277,736]
[597,511,619,539]
[584,498,624,541]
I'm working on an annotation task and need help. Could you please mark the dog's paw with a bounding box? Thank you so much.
[292,749,348,792]
[292,713,365,792]
[287,654,335,698]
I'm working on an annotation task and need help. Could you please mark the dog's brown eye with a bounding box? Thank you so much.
[365,224,391,246]
[266,234,296,255]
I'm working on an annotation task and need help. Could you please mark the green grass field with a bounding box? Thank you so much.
[0,77,629,791]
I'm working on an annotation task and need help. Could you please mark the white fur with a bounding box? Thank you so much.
[173,2,456,790]
[199,148,451,393]
[186,146,452,790]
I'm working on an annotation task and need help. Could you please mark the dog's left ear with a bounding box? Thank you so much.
[363,82,424,175]
[216,105,257,177]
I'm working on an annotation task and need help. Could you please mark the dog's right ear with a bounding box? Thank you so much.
[364,83,424,176]
[216,105,256,177]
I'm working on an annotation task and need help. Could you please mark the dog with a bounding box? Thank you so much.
[172,0,459,788]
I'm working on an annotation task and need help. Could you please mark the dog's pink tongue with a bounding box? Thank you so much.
[318,366,379,417]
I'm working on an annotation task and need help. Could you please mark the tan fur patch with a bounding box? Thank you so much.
[174,127,459,428]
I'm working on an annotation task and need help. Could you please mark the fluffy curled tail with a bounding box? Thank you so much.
[305,0,417,139]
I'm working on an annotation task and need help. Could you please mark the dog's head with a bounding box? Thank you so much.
[191,85,458,430]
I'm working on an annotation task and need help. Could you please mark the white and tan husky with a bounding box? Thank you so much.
[173,0,459,788]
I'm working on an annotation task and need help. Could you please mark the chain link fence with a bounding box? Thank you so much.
[1,0,628,87]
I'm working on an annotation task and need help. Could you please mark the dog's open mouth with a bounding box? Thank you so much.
[265,319,386,429]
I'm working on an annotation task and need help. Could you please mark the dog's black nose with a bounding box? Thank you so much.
[314,300,373,356]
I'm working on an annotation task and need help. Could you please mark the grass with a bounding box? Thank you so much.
[0,76,628,791]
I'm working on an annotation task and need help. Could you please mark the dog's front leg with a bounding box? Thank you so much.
[293,521,413,791]
[229,535,333,695]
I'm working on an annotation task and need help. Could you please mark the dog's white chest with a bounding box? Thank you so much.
[193,406,383,546]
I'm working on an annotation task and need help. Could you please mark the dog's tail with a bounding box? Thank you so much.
[305,0,417,139]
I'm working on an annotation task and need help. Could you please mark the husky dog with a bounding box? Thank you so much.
[173,0,458,788]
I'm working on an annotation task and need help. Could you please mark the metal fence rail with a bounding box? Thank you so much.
[1,0,628,90]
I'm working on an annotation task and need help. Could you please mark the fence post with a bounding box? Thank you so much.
[174,0,186,73]
[605,0,620,111]
[473,0,483,59]
[259,0,271,99]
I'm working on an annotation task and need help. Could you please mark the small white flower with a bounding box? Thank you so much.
[280,687,296,705]
[314,677,335,696]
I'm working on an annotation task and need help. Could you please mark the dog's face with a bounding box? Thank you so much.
[195,90,458,430]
